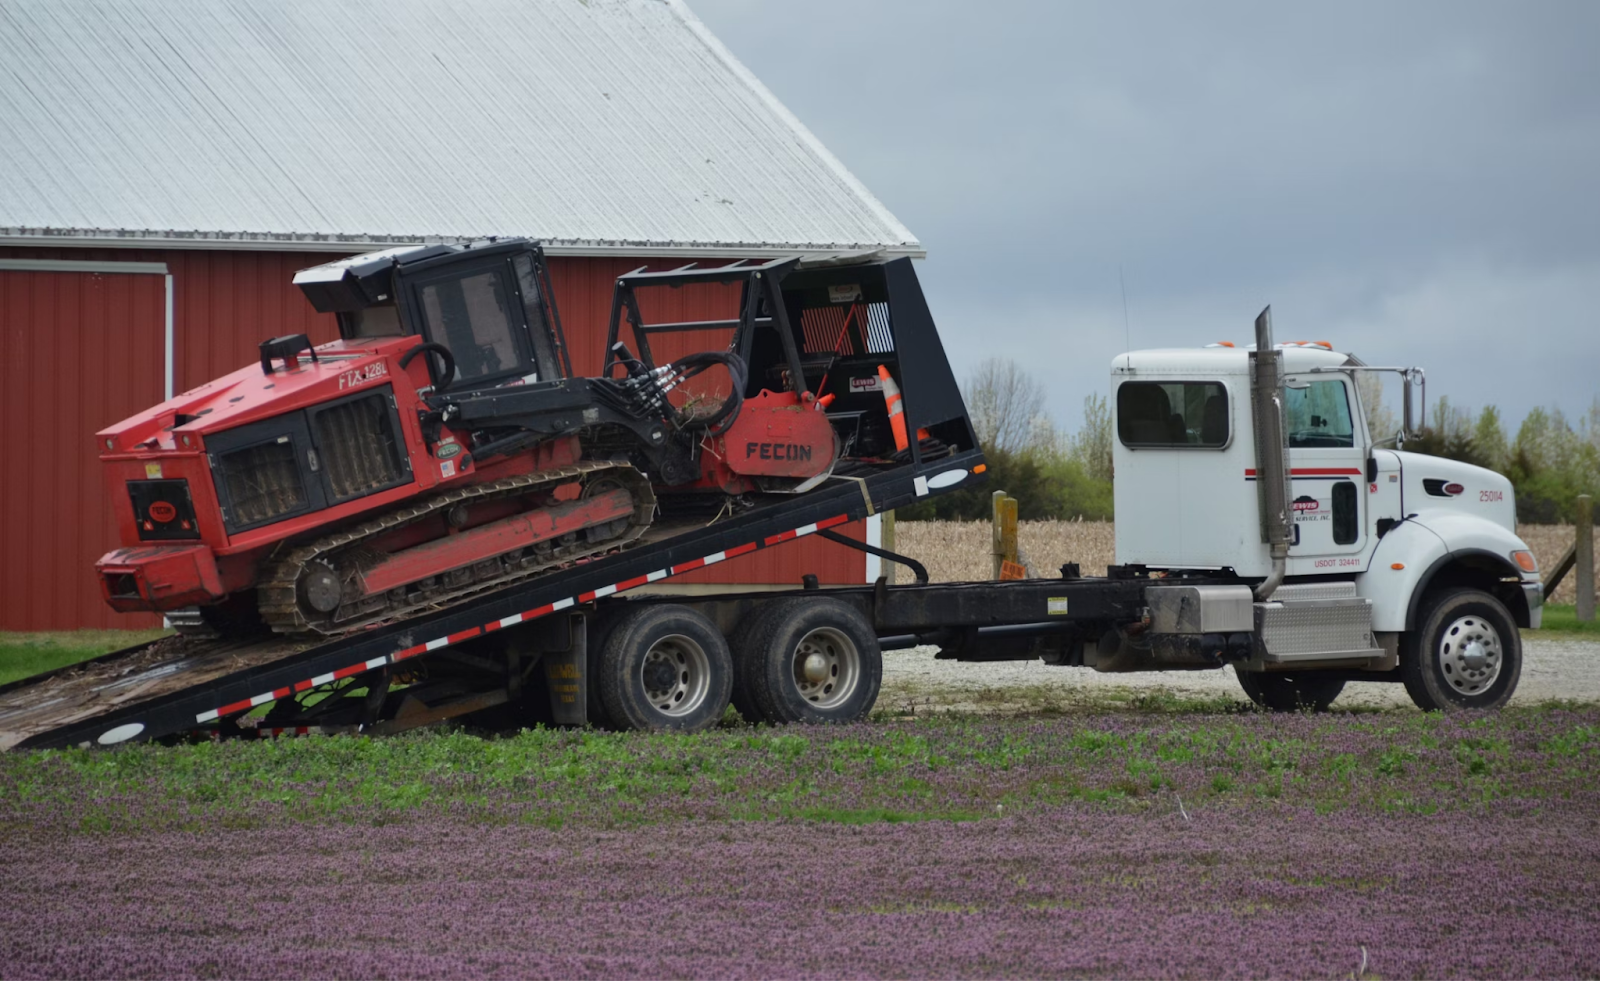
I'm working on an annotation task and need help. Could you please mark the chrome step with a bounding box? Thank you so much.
[1255,583,1383,663]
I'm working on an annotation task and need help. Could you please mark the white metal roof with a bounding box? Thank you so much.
[0,0,920,256]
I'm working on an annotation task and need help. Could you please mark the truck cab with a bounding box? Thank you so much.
[1109,331,1542,712]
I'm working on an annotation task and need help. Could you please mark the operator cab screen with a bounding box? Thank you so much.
[345,304,404,338]
[418,268,524,384]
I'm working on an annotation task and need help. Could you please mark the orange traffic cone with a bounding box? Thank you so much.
[878,365,908,452]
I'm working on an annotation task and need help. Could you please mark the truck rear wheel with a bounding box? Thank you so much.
[596,605,732,733]
[741,599,881,725]
[1235,670,1346,712]
[725,608,766,723]
[1401,588,1521,711]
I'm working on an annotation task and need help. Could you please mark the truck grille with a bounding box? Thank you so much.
[313,393,404,500]
[217,439,307,526]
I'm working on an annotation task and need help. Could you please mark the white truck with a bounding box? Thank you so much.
[1104,307,1541,711]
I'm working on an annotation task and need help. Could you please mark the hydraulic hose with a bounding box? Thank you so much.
[663,350,747,435]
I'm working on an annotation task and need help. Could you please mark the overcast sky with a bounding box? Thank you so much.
[692,0,1600,436]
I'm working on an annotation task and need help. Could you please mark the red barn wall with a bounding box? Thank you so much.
[0,246,864,631]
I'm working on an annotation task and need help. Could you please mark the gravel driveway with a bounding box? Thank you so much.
[880,635,1600,712]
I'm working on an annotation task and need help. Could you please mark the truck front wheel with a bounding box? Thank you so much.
[1401,589,1521,711]
[597,605,733,733]
[1235,670,1345,712]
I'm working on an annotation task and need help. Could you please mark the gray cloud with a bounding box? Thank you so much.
[692,0,1600,433]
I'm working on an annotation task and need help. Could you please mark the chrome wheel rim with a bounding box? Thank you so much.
[1437,614,1503,696]
[640,634,711,717]
[791,627,860,709]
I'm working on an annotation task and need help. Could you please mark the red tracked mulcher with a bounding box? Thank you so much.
[93,241,976,636]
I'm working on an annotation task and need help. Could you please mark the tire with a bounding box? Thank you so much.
[584,616,615,730]
[725,607,767,724]
[596,605,732,733]
[744,598,882,725]
[1401,588,1521,711]
[1236,670,1346,712]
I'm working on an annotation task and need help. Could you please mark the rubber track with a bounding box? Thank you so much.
[256,461,655,635]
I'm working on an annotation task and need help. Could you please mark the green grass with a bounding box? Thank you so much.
[6,705,1599,838]
[1537,603,1600,638]
[0,630,171,686]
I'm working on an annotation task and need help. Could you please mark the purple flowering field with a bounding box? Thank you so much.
[2,708,1598,978]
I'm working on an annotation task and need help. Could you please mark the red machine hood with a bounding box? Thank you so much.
[97,337,418,453]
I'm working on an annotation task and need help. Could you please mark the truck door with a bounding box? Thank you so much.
[1284,374,1366,565]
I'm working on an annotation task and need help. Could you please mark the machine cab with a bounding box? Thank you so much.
[294,240,570,392]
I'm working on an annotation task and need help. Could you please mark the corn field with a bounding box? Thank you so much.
[896,520,1596,605]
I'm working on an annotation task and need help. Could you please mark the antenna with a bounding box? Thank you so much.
[1118,265,1131,352]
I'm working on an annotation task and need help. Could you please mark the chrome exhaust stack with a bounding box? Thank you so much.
[1249,306,1293,601]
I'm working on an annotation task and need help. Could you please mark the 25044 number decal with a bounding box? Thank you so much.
[1480,490,1504,503]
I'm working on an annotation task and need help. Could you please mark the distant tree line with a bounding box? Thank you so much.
[899,359,1114,521]
[902,358,1597,525]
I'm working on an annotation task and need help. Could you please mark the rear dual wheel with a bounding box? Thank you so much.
[1236,670,1345,712]
[596,605,732,733]
[731,598,881,725]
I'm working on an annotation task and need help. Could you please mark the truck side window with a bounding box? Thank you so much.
[418,268,524,384]
[1332,480,1359,544]
[1285,380,1354,448]
[1117,381,1228,448]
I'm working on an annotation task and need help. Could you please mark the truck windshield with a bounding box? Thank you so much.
[1285,379,1355,448]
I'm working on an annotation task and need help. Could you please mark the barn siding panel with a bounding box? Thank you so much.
[0,267,166,629]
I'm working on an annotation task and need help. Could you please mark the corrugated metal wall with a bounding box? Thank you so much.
[0,248,864,630]
[0,266,168,629]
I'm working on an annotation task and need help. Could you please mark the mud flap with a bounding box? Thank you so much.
[542,614,588,726]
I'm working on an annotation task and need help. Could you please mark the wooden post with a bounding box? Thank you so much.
[1578,494,1595,622]
[992,490,1021,580]
[882,510,897,587]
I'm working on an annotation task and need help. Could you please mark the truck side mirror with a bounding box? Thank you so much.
[1401,367,1427,441]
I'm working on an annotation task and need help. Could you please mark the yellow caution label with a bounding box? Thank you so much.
[1047,597,1070,616]
[144,463,162,479]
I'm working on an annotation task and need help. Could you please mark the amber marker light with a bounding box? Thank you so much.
[973,463,987,474]
[1512,550,1538,573]
[1391,563,1406,570]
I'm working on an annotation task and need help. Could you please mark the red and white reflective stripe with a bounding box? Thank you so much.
[1244,467,1362,478]
[194,512,853,724]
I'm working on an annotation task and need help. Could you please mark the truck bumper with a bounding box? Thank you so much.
[97,545,228,613]
[1522,581,1544,630]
